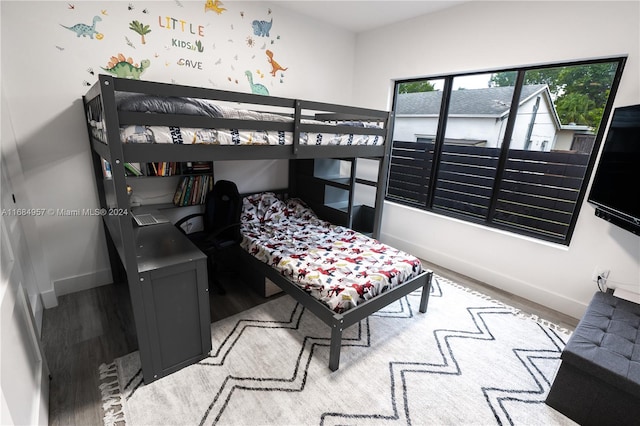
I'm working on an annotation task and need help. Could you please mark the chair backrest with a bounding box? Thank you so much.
[203,180,242,242]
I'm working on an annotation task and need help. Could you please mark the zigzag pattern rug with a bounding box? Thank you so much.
[99,276,575,425]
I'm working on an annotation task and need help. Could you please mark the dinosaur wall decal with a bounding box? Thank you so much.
[60,15,102,39]
[205,0,226,14]
[266,50,287,77]
[245,70,269,95]
[252,17,272,37]
[102,54,150,79]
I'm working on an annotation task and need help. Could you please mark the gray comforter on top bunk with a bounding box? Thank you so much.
[114,93,385,146]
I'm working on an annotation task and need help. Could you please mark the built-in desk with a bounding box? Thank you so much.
[129,223,212,382]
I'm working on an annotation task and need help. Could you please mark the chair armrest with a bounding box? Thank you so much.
[174,212,205,234]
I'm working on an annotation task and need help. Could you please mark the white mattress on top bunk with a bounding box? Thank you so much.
[240,192,424,313]
[115,93,385,146]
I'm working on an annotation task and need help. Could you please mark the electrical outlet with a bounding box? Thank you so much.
[592,267,610,287]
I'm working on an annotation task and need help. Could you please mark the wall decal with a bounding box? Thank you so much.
[60,15,103,39]
[53,1,290,93]
[172,38,204,53]
[158,16,204,37]
[265,50,287,76]
[129,20,151,44]
[245,70,268,95]
[177,58,203,70]
[252,18,272,37]
[102,53,150,79]
[205,0,226,15]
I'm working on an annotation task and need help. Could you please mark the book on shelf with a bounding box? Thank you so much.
[173,174,213,206]
[147,162,178,176]
[102,159,112,178]
[183,161,213,174]
[124,162,143,177]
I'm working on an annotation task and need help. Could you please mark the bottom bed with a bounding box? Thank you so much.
[239,193,433,370]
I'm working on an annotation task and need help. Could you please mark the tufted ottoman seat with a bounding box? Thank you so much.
[546,291,640,425]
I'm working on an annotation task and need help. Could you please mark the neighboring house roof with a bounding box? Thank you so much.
[560,123,592,132]
[396,84,549,117]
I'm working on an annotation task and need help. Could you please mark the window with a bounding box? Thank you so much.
[388,57,626,244]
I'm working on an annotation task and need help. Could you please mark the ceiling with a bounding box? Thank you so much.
[272,1,467,34]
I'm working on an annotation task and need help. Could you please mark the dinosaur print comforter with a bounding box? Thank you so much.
[110,93,384,146]
[240,193,423,313]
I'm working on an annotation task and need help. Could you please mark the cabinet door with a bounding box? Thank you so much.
[139,258,211,381]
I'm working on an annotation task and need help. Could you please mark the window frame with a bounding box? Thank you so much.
[387,56,627,245]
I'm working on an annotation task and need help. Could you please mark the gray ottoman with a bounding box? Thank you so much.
[546,291,640,425]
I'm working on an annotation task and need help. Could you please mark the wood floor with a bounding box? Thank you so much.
[41,263,578,426]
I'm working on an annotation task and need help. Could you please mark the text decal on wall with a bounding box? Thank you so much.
[158,16,204,37]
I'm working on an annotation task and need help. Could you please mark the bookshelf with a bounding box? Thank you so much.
[290,158,378,235]
[102,159,214,208]
[89,140,214,384]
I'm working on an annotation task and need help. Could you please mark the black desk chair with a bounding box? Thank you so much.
[175,180,242,295]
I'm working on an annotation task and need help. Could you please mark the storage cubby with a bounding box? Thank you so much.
[291,158,379,235]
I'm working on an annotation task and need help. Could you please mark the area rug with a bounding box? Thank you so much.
[99,275,575,425]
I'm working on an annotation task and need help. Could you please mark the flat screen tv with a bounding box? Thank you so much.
[588,104,640,235]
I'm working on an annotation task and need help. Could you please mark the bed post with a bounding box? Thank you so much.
[419,271,434,313]
[329,315,344,371]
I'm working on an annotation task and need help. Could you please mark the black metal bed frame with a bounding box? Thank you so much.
[84,74,432,379]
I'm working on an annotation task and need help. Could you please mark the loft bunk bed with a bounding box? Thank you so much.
[83,74,432,382]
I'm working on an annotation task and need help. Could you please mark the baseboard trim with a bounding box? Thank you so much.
[40,289,58,309]
[380,233,586,320]
[53,268,113,299]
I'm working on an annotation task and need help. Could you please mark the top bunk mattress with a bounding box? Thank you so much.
[88,92,386,146]
[240,192,424,313]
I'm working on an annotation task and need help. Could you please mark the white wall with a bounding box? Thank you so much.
[353,1,640,319]
[0,1,355,302]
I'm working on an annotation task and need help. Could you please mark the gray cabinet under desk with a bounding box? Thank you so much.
[132,223,212,382]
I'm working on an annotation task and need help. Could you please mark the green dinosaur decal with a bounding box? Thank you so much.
[102,54,150,79]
